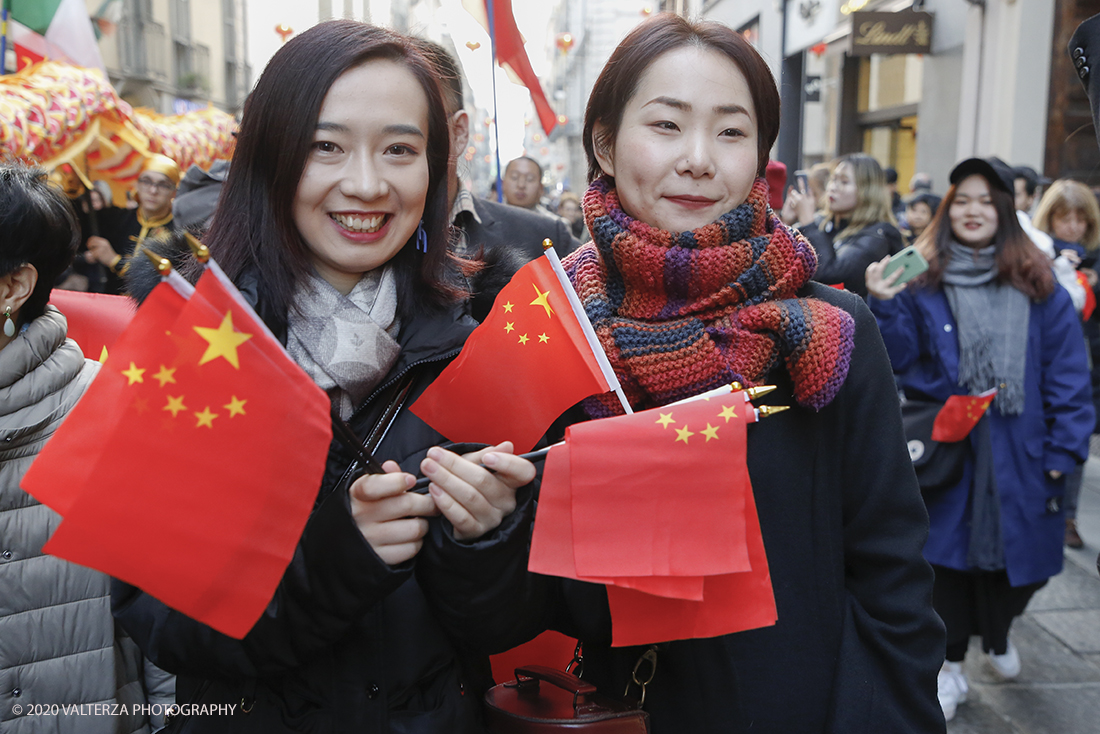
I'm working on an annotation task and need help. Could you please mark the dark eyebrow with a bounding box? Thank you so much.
[643,96,690,111]
[715,104,750,116]
[383,124,425,138]
[314,122,424,139]
[641,97,750,117]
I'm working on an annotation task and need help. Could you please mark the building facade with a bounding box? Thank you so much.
[703,0,1084,194]
[97,0,250,115]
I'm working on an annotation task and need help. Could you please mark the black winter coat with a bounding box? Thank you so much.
[112,298,535,734]
[421,284,946,733]
[802,217,904,298]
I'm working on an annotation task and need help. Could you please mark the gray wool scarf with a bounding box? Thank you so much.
[286,267,401,420]
[942,241,1029,417]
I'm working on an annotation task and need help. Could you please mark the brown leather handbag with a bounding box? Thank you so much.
[484,665,651,733]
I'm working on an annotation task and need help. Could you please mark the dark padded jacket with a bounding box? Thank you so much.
[421,284,947,734]
[802,217,904,298]
[112,288,536,733]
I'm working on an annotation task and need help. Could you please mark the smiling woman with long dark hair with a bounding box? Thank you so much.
[111,21,537,733]
[867,157,1094,722]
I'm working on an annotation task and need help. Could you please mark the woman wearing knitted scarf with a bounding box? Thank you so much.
[867,158,1094,722]
[524,14,945,733]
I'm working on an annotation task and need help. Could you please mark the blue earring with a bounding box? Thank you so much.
[416,221,429,252]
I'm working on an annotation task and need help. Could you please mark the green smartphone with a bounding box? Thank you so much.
[882,245,929,286]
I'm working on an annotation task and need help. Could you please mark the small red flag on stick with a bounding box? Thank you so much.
[931,387,998,443]
[412,248,624,452]
[25,274,193,514]
[28,262,332,639]
[529,390,777,645]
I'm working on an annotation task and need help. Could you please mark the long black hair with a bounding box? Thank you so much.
[203,21,460,325]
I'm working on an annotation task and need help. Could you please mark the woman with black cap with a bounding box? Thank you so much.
[866,157,1094,722]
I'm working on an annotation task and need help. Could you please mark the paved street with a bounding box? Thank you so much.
[947,443,1100,733]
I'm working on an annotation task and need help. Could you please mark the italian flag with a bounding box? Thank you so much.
[5,0,104,72]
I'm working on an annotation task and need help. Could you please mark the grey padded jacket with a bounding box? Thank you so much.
[0,306,170,734]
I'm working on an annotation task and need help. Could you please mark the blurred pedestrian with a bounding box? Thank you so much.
[866,157,1094,721]
[411,39,579,320]
[502,156,556,218]
[901,191,942,246]
[795,153,903,297]
[1033,179,1100,548]
[85,154,180,295]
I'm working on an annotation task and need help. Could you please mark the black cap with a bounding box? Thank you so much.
[949,158,1015,196]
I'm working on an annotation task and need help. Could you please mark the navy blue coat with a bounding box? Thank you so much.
[870,284,1094,586]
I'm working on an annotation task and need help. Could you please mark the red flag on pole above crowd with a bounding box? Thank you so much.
[462,0,557,136]
[49,289,135,362]
[931,388,998,443]
[27,261,332,639]
[411,248,623,453]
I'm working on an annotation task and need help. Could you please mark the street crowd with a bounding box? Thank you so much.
[3,10,1100,734]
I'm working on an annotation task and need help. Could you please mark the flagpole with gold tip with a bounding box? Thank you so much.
[540,239,634,415]
[141,247,195,298]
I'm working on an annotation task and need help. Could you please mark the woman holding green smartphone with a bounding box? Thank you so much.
[866,157,1093,722]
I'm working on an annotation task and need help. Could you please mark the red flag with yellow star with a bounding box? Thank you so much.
[37,265,332,639]
[411,255,612,452]
[528,392,776,645]
[25,277,191,515]
[931,388,998,443]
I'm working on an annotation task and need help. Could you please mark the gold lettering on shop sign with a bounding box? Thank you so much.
[854,20,930,47]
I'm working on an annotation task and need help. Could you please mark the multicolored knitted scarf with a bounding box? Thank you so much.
[564,176,855,418]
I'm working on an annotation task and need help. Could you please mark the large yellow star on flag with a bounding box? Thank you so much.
[193,311,253,369]
[163,395,187,417]
[718,404,739,422]
[701,423,720,442]
[122,362,145,385]
[530,284,554,318]
[194,406,218,428]
[224,395,247,417]
[656,412,675,428]
[675,425,694,444]
[153,365,177,387]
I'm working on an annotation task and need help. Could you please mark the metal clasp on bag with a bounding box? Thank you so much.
[623,646,658,707]
[566,640,584,678]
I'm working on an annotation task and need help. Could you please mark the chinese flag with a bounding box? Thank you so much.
[931,388,998,443]
[462,0,557,136]
[529,394,776,645]
[25,279,189,515]
[38,266,332,639]
[50,289,136,362]
[411,255,610,453]
[605,463,777,647]
[568,396,751,578]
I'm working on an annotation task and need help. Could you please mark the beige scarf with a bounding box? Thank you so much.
[287,267,401,419]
